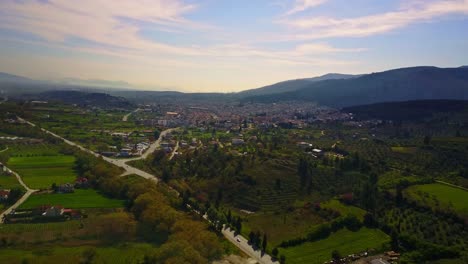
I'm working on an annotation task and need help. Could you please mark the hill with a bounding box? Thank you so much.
[242,67,468,107]
[0,72,33,83]
[239,73,358,96]
[35,90,133,109]
[342,99,468,121]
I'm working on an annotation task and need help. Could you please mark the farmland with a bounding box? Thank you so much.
[278,228,390,264]
[19,189,125,209]
[241,209,326,247]
[0,243,157,264]
[405,183,468,216]
[0,174,24,191]
[321,199,367,220]
[7,155,77,189]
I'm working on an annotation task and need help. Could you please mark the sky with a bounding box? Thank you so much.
[0,0,467,92]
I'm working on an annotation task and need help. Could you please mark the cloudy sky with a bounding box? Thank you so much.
[0,0,467,92]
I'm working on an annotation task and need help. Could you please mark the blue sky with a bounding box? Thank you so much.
[0,0,467,92]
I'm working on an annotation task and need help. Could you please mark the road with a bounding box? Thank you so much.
[122,108,140,122]
[17,117,276,263]
[169,141,179,160]
[222,227,278,264]
[0,166,38,223]
[17,117,174,181]
[0,147,8,153]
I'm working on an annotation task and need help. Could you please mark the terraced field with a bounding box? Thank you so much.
[237,159,299,212]
[7,155,77,189]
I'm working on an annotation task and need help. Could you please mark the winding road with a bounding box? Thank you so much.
[17,116,176,181]
[0,166,38,223]
[15,117,276,263]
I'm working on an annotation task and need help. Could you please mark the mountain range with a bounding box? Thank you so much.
[242,66,468,107]
[1,66,467,108]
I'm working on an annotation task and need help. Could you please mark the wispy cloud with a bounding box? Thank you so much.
[0,0,359,68]
[279,0,468,39]
[0,0,206,55]
[284,0,328,16]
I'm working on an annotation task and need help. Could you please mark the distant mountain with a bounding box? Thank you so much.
[55,78,133,89]
[343,100,468,121]
[242,66,468,107]
[238,73,358,96]
[35,90,133,109]
[0,72,33,83]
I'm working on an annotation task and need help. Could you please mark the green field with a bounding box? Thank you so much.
[321,199,367,220]
[279,228,390,264]
[406,183,468,216]
[8,155,77,189]
[391,146,418,154]
[19,189,124,209]
[241,210,325,247]
[0,174,23,190]
[0,243,157,264]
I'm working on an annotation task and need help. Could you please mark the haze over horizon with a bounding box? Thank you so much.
[1,0,467,92]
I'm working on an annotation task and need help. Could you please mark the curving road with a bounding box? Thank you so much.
[17,117,276,263]
[18,117,176,182]
[0,166,38,223]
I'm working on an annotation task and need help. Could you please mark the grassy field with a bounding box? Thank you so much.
[0,243,157,264]
[241,209,325,247]
[19,189,125,209]
[405,183,468,216]
[0,174,23,190]
[279,228,390,264]
[321,199,366,220]
[7,155,77,189]
[391,146,418,154]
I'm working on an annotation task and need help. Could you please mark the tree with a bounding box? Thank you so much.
[153,130,161,139]
[390,231,399,251]
[423,135,431,145]
[331,250,341,262]
[279,255,286,264]
[7,188,24,204]
[226,210,232,224]
[235,217,242,234]
[248,231,255,244]
[80,248,97,264]
[272,248,279,259]
[161,168,171,183]
[262,234,268,252]
[275,178,281,190]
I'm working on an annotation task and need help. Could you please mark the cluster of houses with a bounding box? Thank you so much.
[325,250,400,264]
[5,205,83,223]
[54,177,89,193]
[297,141,323,157]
